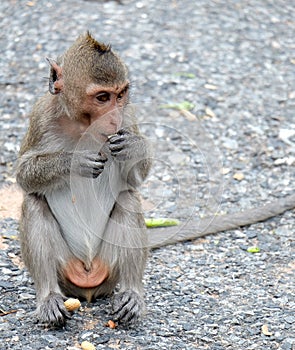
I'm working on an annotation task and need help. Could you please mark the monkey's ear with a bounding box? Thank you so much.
[46,57,64,95]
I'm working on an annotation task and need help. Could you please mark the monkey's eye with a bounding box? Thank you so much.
[96,92,110,103]
[117,87,128,100]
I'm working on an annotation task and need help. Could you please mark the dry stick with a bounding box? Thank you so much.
[148,193,295,248]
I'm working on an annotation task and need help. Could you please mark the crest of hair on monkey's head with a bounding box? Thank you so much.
[84,31,112,55]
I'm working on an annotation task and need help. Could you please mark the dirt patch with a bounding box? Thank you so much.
[0,183,23,220]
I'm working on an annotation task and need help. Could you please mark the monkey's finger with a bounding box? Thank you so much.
[93,167,104,174]
[112,293,129,315]
[92,167,104,178]
[93,165,104,171]
[113,300,140,324]
[110,150,127,161]
[51,305,71,326]
[117,129,130,136]
[80,152,106,165]
[93,159,107,168]
[78,164,102,178]
[94,158,107,165]
[111,290,144,324]
[108,134,125,144]
[81,158,106,170]
[109,143,125,152]
[97,152,108,162]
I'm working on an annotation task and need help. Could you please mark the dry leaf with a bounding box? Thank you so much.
[180,110,197,121]
[205,107,216,118]
[261,324,273,336]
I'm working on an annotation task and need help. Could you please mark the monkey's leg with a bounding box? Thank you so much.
[20,194,71,326]
[99,190,148,325]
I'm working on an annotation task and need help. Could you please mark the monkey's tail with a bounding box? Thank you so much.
[148,193,295,248]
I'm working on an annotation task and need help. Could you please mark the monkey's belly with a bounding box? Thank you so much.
[46,162,124,262]
[64,257,109,288]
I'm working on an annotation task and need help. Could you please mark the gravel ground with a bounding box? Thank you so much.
[0,0,295,349]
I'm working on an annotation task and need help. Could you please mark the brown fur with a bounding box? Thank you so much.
[16,33,151,326]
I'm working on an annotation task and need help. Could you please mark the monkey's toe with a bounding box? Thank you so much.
[111,290,145,325]
[36,292,70,327]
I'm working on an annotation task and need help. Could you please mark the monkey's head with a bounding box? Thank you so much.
[48,32,129,136]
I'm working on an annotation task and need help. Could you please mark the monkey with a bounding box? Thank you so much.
[16,32,152,327]
[16,32,295,328]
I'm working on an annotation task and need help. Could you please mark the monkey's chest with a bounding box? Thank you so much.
[45,162,124,262]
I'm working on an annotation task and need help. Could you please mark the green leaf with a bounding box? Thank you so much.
[247,246,261,253]
[160,101,195,111]
[145,218,180,228]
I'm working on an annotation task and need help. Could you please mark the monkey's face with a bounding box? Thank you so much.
[81,82,130,138]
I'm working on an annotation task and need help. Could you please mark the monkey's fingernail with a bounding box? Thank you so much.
[64,298,81,311]
[107,134,117,140]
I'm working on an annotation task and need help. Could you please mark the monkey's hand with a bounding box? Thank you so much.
[72,151,108,178]
[36,292,70,327]
[111,290,145,325]
[108,130,146,162]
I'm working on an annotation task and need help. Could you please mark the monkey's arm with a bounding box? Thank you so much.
[16,149,107,194]
[148,193,295,248]
[16,151,71,193]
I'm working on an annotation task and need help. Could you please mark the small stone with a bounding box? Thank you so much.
[81,341,96,350]
[222,138,239,150]
[221,168,231,175]
[205,107,216,118]
[261,324,272,336]
[204,83,218,90]
[284,316,295,324]
[233,173,244,181]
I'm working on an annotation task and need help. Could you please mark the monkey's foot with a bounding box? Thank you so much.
[36,292,70,327]
[111,290,145,325]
